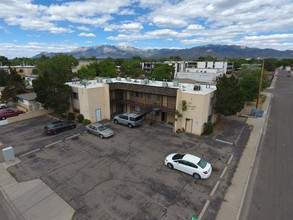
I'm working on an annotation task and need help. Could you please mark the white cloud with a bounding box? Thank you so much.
[104,22,143,32]
[79,32,96,37]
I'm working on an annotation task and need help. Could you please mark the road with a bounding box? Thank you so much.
[240,69,293,220]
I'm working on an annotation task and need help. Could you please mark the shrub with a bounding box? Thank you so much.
[203,122,213,135]
[82,119,91,126]
[77,114,84,123]
[67,112,75,121]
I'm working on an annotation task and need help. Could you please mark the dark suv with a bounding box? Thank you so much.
[113,113,143,128]
[44,120,76,135]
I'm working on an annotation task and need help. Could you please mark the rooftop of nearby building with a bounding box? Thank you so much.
[67,77,216,95]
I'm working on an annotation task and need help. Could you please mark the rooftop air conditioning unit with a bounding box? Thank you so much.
[106,78,113,83]
[193,84,201,91]
[162,81,168,87]
[173,80,179,87]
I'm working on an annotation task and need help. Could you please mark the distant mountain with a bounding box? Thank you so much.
[32,44,293,59]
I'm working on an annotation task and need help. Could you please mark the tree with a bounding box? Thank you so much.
[97,59,118,78]
[0,56,11,66]
[214,75,245,118]
[239,73,259,102]
[0,69,9,86]
[1,68,27,102]
[150,64,174,81]
[75,66,96,80]
[120,59,144,78]
[33,54,78,115]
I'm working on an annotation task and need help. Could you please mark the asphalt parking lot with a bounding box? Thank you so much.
[1,115,250,220]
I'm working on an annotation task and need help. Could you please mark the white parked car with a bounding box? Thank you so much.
[0,103,7,109]
[86,123,114,139]
[164,153,212,179]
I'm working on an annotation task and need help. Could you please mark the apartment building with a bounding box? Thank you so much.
[0,65,35,76]
[67,77,217,135]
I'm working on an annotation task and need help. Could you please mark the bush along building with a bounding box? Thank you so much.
[67,77,217,135]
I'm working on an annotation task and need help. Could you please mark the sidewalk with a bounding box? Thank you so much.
[216,90,272,220]
[0,160,75,220]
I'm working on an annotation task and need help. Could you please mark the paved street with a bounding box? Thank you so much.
[240,70,293,220]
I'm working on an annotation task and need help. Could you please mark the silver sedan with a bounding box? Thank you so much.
[86,123,114,139]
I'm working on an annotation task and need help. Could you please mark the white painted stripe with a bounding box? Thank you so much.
[198,200,210,219]
[210,181,220,197]
[19,148,41,157]
[220,167,228,179]
[215,139,233,145]
[227,154,234,165]
[44,140,62,148]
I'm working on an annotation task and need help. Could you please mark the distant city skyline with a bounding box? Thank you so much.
[0,0,293,59]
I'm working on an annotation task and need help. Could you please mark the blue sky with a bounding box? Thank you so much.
[0,0,293,58]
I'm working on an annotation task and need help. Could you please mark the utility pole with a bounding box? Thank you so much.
[256,59,264,109]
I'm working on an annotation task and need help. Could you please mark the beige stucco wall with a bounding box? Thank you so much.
[74,84,110,123]
[174,89,215,135]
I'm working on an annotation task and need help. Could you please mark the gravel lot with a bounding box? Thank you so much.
[1,115,250,220]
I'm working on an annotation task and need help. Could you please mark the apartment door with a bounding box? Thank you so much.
[96,109,101,122]
[161,112,167,123]
[185,118,193,133]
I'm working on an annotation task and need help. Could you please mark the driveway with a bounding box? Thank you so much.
[5,116,250,220]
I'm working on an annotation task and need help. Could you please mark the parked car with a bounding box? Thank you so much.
[0,109,24,120]
[86,123,114,139]
[164,153,212,179]
[113,113,143,128]
[44,120,76,135]
[0,103,8,109]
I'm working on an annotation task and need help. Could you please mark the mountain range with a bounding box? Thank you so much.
[33,44,293,59]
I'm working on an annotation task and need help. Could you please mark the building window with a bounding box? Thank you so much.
[131,92,143,98]
[131,106,144,113]
[73,108,80,114]
[72,92,78,100]
[147,94,160,101]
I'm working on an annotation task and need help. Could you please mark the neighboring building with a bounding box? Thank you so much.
[67,78,217,135]
[171,61,234,82]
[0,65,35,76]
[16,92,41,112]
[141,61,234,83]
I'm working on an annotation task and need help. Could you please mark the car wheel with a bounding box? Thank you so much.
[1,117,6,120]
[193,173,201,179]
[53,130,57,135]
[167,163,173,169]
[128,123,133,128]
[71,125,75,129]
[99,134,104,139]
[114,119,118,124]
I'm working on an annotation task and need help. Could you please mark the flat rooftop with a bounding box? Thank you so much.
[67,77,216,95]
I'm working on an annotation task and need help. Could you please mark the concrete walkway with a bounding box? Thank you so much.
[0,160,75,220]
[216,89,273,220]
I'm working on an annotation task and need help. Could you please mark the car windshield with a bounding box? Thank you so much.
[172,153,185,160]
[98,125,107,131]
[197,159,207,169]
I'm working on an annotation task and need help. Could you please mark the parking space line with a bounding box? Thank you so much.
[19,148,41,157]
[44,140,62,148]
[227,154,234,165]
[210,181,221,197]
[215,139,233,145]
[65,133,81,141]
[198,200,210,219]
[220,167,228,179]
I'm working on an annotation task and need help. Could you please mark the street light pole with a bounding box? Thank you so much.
[256,59,264,109]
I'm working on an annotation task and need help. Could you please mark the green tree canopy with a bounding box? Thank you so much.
[239,74,259,102]
[97,59,118,78]
[120,59,144,78]
[214,75,245,117]
[150,64,174,81]
[75,66,96,80]
[33,54,78,115]
[1,68,27,102]
[0,56,11,66]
